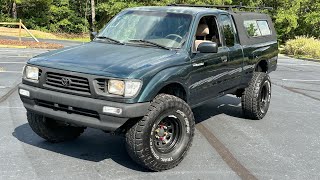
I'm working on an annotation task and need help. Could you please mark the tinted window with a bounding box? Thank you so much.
[244,20,271,37]
[219,15,235,47]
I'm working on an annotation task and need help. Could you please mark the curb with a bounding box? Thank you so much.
[281,54,320,63]
[0,45,58,50]
[0,45,27,49]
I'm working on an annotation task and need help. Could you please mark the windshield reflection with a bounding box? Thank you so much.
[97,11,193,49]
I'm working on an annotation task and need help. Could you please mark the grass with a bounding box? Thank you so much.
[284,36,320,61]
[53,32,91,42]
[0,27,90,42]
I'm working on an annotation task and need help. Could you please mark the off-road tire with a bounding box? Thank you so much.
[27,111,85,143]
[241,72,271,120]
[125,94,195,171]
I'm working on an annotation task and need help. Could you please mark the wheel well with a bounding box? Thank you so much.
[116,83,187,135]
[158,83,187,102]
[255,60,268,73]
[234,88,245,98]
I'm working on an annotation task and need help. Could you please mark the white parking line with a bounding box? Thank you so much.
[0,107,24,109]
[0,71,22,73]
[0,49,45,52]
[282,79,320,82]
[0,51,37,53]
[0,62,26,64]
[3,56,33,58]
[273,109,320,115]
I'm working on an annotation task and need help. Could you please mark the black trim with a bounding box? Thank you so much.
[19,84,150,131]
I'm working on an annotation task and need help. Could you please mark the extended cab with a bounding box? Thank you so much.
[19,5,278,171]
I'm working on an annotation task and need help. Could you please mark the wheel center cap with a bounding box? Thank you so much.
[158,128,165,136]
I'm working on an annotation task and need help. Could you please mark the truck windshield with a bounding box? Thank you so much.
[97,10,193,49]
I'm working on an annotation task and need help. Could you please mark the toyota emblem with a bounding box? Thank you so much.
[61,77,72,87]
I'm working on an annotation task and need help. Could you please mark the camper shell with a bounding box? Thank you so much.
[230,12,277,45]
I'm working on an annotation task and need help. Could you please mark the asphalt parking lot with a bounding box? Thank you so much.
[0,47,320,180]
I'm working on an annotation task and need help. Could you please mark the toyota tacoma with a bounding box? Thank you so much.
[19,4,278,171]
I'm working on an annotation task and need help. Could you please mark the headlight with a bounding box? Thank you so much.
[25,66,39,81]
[107,79,141,97]
[108,80,125,96]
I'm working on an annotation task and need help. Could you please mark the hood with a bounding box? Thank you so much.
[28,42,178,79]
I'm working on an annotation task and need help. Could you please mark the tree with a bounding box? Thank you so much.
[12,0,17,19]
[0,0,319,40]
[91,0,96,32]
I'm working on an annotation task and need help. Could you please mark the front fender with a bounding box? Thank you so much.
[137,65,189,103]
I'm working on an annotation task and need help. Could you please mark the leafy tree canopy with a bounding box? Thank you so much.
[0,0,319,42]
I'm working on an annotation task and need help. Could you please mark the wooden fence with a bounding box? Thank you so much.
[0,19,39,42]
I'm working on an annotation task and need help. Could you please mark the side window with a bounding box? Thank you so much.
[193,16,221,51]
[244,20,261,36]
[219,15,235,47]
[244,20,271,37]
[257,20,271,36]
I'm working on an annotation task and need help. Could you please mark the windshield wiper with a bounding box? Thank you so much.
[128,39,171,50]
[95,36,124,45]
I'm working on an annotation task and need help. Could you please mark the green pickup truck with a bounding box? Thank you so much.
[19,4,278,171]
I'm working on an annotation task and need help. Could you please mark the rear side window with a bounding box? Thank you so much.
[244,20,271,37]
[219,14,236,47]
[257,20,271,35]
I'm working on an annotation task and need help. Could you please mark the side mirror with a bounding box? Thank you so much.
[90,32,97,41]
[197,42,218,53]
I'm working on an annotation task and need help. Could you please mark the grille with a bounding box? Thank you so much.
[45,72,90,93]
[96,79,106,92]
[36,99,99,118]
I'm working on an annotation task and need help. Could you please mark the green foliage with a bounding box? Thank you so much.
[284,36,320,59]
[0,0,319,40]
[48,1,88,33]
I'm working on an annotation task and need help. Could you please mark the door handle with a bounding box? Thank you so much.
[192,62,205,67]
[221,56,228,63]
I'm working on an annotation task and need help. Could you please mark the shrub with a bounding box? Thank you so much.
[284,36,320,59]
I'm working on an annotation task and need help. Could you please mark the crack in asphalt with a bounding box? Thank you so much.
[272,82,320,102]
[196,123,258,180]
[286,87,320,93]
[0,83,20,103]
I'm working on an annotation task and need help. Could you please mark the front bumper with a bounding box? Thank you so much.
[19,84,150,131]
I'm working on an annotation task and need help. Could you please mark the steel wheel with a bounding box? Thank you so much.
[259,81,271,114]
[153,115,182,153]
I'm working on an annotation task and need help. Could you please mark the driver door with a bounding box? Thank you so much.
[188,15,230,106]
[189,47,229,106]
